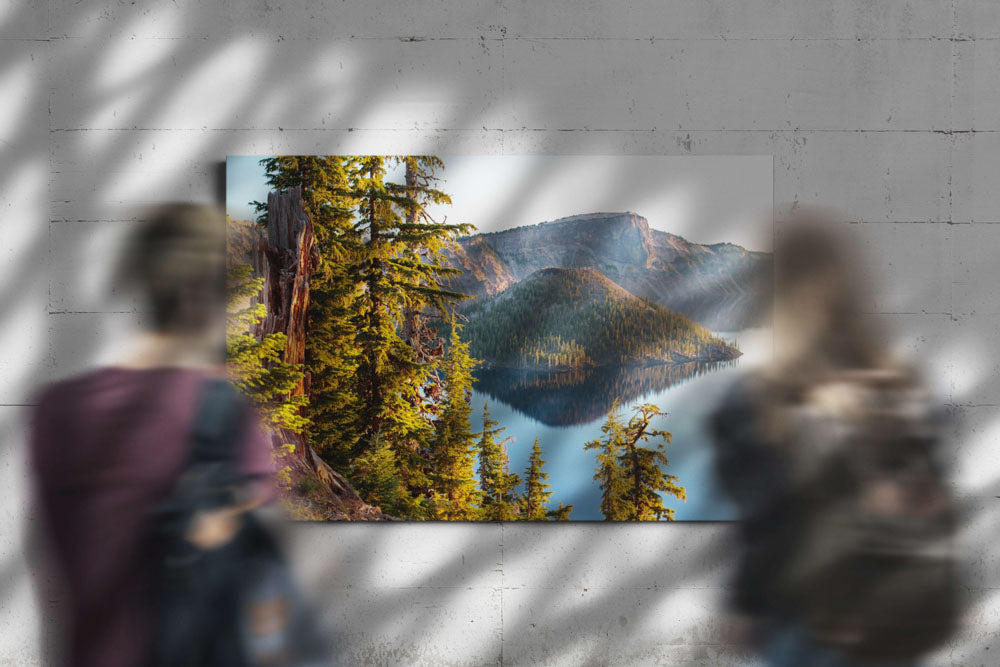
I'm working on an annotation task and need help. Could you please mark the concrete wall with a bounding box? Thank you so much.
[2,1,998,664]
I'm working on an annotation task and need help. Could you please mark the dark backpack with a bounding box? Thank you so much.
[149,379,328,666]
[776,371,960,662]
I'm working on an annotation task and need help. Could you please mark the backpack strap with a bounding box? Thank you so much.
[189,378,245,467]
[178,378,250,511]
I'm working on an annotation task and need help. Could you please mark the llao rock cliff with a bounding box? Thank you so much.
[443,211,772,331]
[229,187,390,520]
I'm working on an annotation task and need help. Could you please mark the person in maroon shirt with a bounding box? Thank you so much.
[30,204,275,667]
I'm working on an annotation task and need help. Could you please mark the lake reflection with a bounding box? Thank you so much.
[469,328,771,521]
[473,361,737,427]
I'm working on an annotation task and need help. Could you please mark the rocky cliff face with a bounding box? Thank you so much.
[444,235,517,298]
[443,211,772,330]
[233,187,390,520]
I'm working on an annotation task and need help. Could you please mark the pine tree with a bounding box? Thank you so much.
[348,156,472,504]
[520,438,552,521]
[585,401,630,521]
[618,404,686,521]
[399,157,449,368]
[428,318,481,520]
[546,502,574,521]
[351,435,410,517]
[253,157,362,470]
[250,155,476,519]
[476,402,521,521]
[586,402,685,521]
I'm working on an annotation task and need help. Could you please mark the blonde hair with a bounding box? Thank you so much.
[773,212,889,383]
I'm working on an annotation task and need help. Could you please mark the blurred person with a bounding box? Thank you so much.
[28,204,316,666]
[709,212,960,666]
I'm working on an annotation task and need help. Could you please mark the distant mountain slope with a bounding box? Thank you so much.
[460,267,739,370]
[443,211,771,330]
[226,218,261,267]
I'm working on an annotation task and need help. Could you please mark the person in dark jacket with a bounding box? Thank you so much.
[30,204,274,667]
[709,212,951,666]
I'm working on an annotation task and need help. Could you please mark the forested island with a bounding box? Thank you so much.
[457,266,740,370]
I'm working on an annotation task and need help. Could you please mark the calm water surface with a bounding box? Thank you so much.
[469,328,772,521]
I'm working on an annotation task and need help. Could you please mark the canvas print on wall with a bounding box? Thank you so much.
[226,155,773,521]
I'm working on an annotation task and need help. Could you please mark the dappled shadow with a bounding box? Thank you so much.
[1,0,998,665]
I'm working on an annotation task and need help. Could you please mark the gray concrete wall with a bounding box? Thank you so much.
[2,1,998,664]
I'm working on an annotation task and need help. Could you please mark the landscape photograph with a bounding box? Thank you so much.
[226,155,773,521]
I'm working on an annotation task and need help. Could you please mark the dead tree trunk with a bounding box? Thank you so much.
[251,186,317,397]
[250,187,390,519]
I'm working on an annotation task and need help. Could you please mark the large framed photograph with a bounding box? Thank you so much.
[227,155,772,521]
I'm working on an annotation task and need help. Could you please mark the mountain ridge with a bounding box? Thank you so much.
[444,211,771,330]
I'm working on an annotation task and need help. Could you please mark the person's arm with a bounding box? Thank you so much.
[708,376,794,618]
[185,500,262,550]
[235,403,278,505]
[709,376,786,515]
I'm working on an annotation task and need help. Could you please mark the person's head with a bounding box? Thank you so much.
[118,203,228,347]
[773,210,886,376]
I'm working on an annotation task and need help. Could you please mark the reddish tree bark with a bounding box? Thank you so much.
[251,186,317,396]
[249,187,389,519]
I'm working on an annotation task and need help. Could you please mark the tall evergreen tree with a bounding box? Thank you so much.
[618,404,685,521]
[585,401,630,521]
[586,402,685,521]
[348,156,472,501]
[351,434,412,518]
[520,438,552,521]
[253,157,362,470]
[398,157,462,430]
[476,402,521,521]
[250,155,476,519]
[428,318,481,520]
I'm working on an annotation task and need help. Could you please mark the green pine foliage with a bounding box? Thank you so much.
[427,318,482,520]
[349,156,472,446]
[520,438,552,521]
[546,502,574,521]
[585,401,686,521]
[346,156,474,517]
[585,402,631,521]
[253,155,474,520]
[351,435,413,518]
[476,402,522,521]
[225,264,309,435]
[255,157,363,471]
[225,262,308,488]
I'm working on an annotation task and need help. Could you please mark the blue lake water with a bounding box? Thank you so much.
[469,328,771,521]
